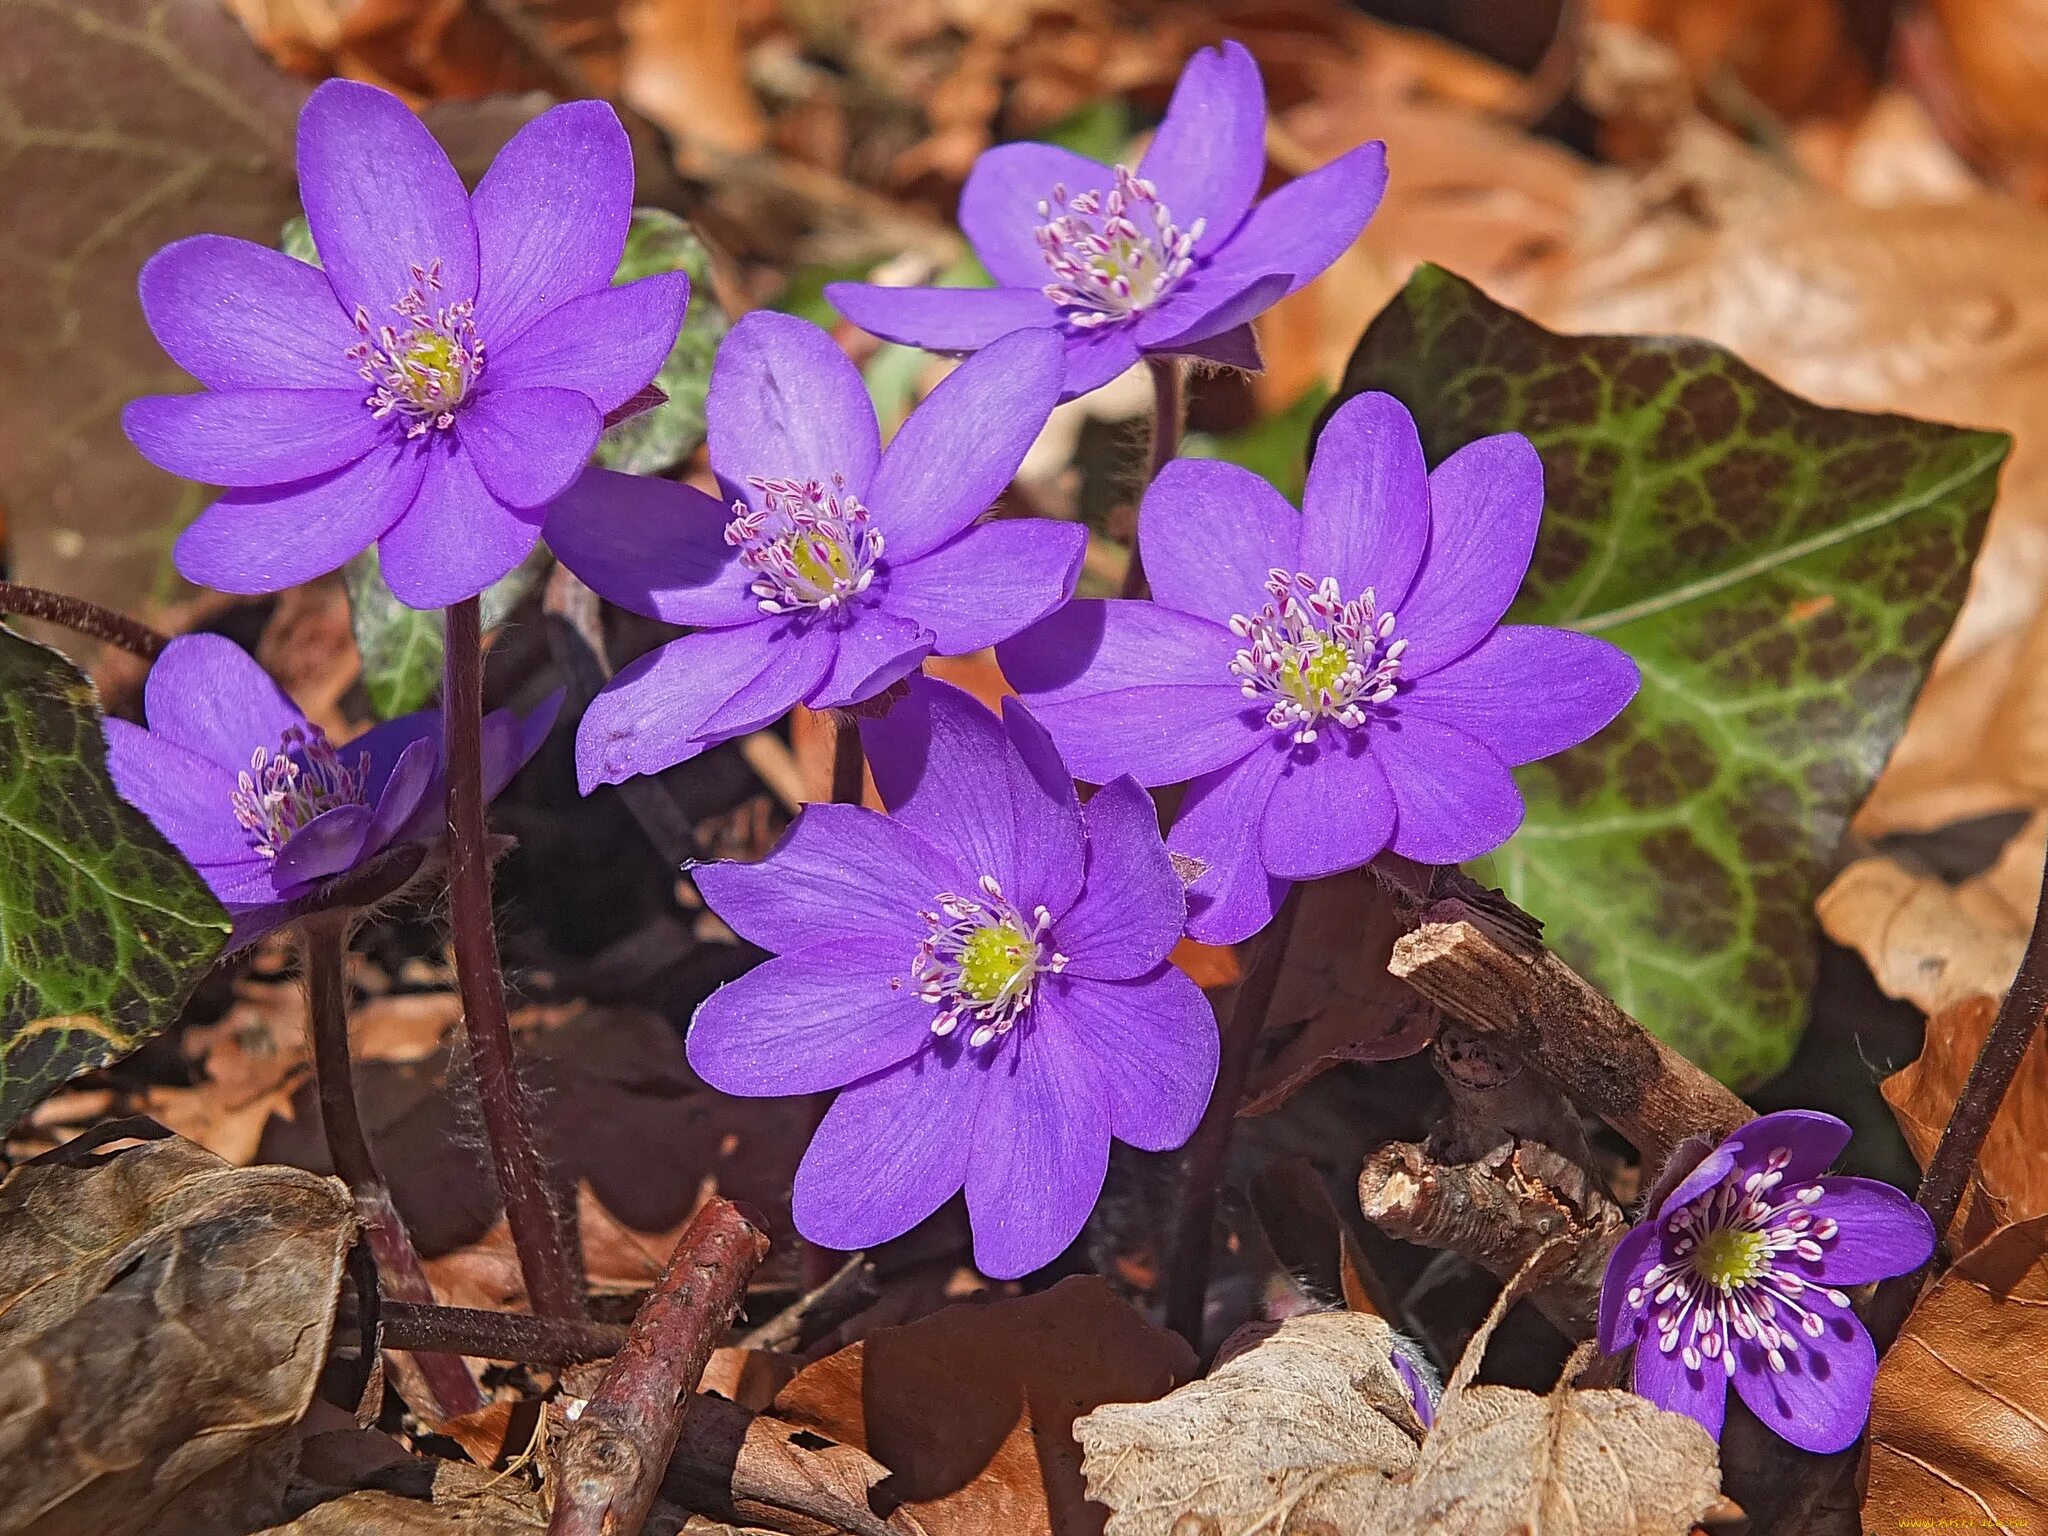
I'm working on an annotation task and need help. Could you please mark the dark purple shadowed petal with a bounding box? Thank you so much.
[123,389,382,487]
[996,599,1256,786]
[689,941,935,1097]
[1398,626,1638,767]
[1631,1337,1729,1441]
[470,100,633,349]
[802,611,934,712]
[376,441,544,609]
[1807,1178,1937,1284]
[1055,776,1184,979]
[1730,1318,1877,1455]
[479,690,561,802]
[1042,967,1216,1152]
[1133,271,1289,354]
[1299,391,1430,606]
[1654,1147,1740,1221]
[1057,325,1145,402]
[296,79,478,317]
[824,282,1059,352]
[1173,322,1262,373]
[694,802,974,953]
[1725,1109,1854,1183]
[1136,41,1266,243]
[140,633,307,769]
[1395,433,1544,676]
[357,735,438,857]
[103,718,258,867]
[544,469,756,628]
[137,236,360,391]
[880,520,1086,655]
[224,898,300,949]
[958,142,1114,287]
[484,272,688,412]
[865,328,1066,560]
[176,437,426,596]
[456,386,601,509]
[1597,1221,1660,1353]
[1140,457,1298,626]
[1392,1349,1437,1429]
[271,803,376,888]
[1261,738,1397,882]
[1168,742,1291,945]
[708,311,881,506]
[1372,712,1524,866]
[1193,139,1387,301]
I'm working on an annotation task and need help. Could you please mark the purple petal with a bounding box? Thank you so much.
[1261,738,1397,882]
[964,1020,1111,1278]
[137,236,360,390]
[1399,626,1639,767]
[297,79,477,316]
[1169,742,1291,945]
[881,520,1086,654]
[1040,967,1216,1152]
[693,621,840,740]
[996,599,1257,786]
[1055,776,1183,979]
[694,802,973,953]
[708,311,880,505]
[455,386,601,508]
[792,1046,986,1251]
[1372,713,1524,865]
[123,390,381,488]
[959,142,1113,287]
[484,272,688,413]
[140,633,306,768]
[1137,41,1266,241]
[1174,322,1262,373]
[825,282,1058,351]
[1134,271,1288,353]
[103,718,254,867]
[1731,1318,1877,1455]
[1597,1221,1660,1353]
[866,329,1066,559]
[690,941,934,1097]
[1059,325,1144,402]
[480,691,561,802]
[359,735,438,854]
[1655,1148,1740,1222]
[376,442,543,609]
[1396,434,1544,676]
[272,803,376,887]
[1300,391,1429,605]
[1807,1178,1937,1285]
[176,438,425,595]
[1725,1109,1853,1183]
[471,100,632,349]
[1630,1338,1729,1442]
[803,611,934,711]
[1140,458,1298,626]
[1197,139,1388,300]
[544,468,755,627]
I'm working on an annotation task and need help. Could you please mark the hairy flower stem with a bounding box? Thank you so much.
[443,596,584,1318]
[299,912,484,1419]
[1120,356,1186,601]
[1164,885,1304,1346]
[0,580,167,660]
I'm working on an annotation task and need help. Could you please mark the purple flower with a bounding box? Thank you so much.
[825,42,1386,402]
[1598,1110,1935,1453]
[124,80,687,609]
[105,634,557,946]
[685,676,1217,1279]
[997,392,1639,944]
[545,312,1083,792]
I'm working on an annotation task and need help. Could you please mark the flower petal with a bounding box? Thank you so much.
[1133,271,1289,353]
[959,142,1114,287]
[1140,458,1299,627]
[1194,139,1387,300]
[544,468,755,627]
[123,389,382,487]
[804,611,934,712]
[1261,737,1397,882]
[689,941,934,1097]
[1041,967,1216,1151]
[456,386,602,508]
[176,438,425,595]
[272,804,376,888]
[1137,41,1266,241]
[1399,626,1639,767]
[1169,742,1291,945]
[1655,1148,1740,1222]
[480,692,561,804]
[297,79,477,315]
[1806,1178,1937,1285]
[1597,1222,1660,1353]
[1059,325,1144,402]
[1731,1317,1877,1455]
[1373,712,1524,865]
[1396,433,1544,675]
[708,311,880,504]
[137,236,360,390]
[1630,1338,1729,1442]
[881,520,1086,655]
[867,329,1066,559]
[825,282,1059,351]
[359,735,438,855]
[693,621,840,740]
[964,1020,1111,1278]
[1300,391,1429,605]
[103,718,254,867]
[470,100,633,349]
[484,272,689,414]
[141,633,306,768]
[1055,776,1184,978]
[376,442,543,609]
[996,599,1257,786]
[1175,322,1262,373]
[1726,1109,1853,1182]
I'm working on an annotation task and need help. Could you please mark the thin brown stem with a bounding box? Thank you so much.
[1164,885,1304,1346]
[379,1300,627,1366]
[0,580,166,659]
[1119,356,1185,600]
[443,596,583,1319]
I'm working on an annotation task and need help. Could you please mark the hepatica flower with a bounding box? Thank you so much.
[545,312,1082,791]
[124,80,687,609]
[105,635,556,945]
[998,392,1640,943]
[685,677,1217,1279]
[1598,1110,1935,1452]
[826,41,1387,401]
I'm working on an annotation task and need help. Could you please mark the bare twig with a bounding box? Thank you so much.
[737,1254,875,1354]
[379,1301,627,1366]
[0,580,167,659]
[1119,356,1184,601]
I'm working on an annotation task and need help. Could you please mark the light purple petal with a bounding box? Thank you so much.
[175,438,425,595]
[1134,271,1288,353]
[1731,1319,1876,1455]
[1140,457,1299,626]
[376,442,542,609]
[544,468,755,627]
[1174,322,1262,373]
[1198,139,1388,300]
[1725,1109,1853,1183]
[825,282,1059,351]
[1630,1338,1728,1442]
[1806,1178,1937,1285]
[456,386,601,508]
[297,79,477,316]
[1300,391,1430,605]
[964,1020,1111,1278]
[802,611,933,711]
[137,236,360,391]
[1597,1222,1660,1353]
[1058,325,1144,402]
[1055,776,1183,978]
[1396,434,1544,675]
[867,329,1066,559]
[141,633,306,767]
[1137,41,1265,241]
[996,599,1256,786]
[1260,738,1396,882]
[692,621,840,740]
[272,804,376,887]
[708,311,880,505]
[103,718,253,867]
[471,100,632,349]
[1373,713,1523,865]
[123,390,381,487]
[689,941,934,1097]
[881,520,1085,654]
[959,142,1113,287]
[1169,741,1291,945]
[1399,627,1638,767]
[1040,967,1216,1152]
[484,272,688,413]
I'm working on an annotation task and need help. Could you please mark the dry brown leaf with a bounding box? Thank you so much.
[1817,857,2029,1015]
[619,0,768,162]
[1866,1213,2048,1528]
[1927,0,2048,200]
[258,1458,547,1534]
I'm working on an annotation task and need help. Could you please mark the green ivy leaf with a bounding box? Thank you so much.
[1332,266,2005,1085]
[595,209,727,476]
[342,544,551,720]
[0,627,229,1132]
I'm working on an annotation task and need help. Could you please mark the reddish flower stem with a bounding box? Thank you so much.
[0,580,166,659]
[443,595,583,1318]
[1120,355,1185,600]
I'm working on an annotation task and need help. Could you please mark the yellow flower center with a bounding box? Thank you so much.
[1692,1226,1770,1289]
[958,921,1037,1003]
[790,534,855,592]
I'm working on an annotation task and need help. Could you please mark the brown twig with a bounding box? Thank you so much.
[379,1301,628,1366]
[0,580,167,659]
[738,1254,875,1354]
[548,1198,770,1536]
[1119,356,1184,601]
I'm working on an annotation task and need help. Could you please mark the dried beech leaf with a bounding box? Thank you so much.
[1817,847,2034,1014]
[261,1458,545,1534]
